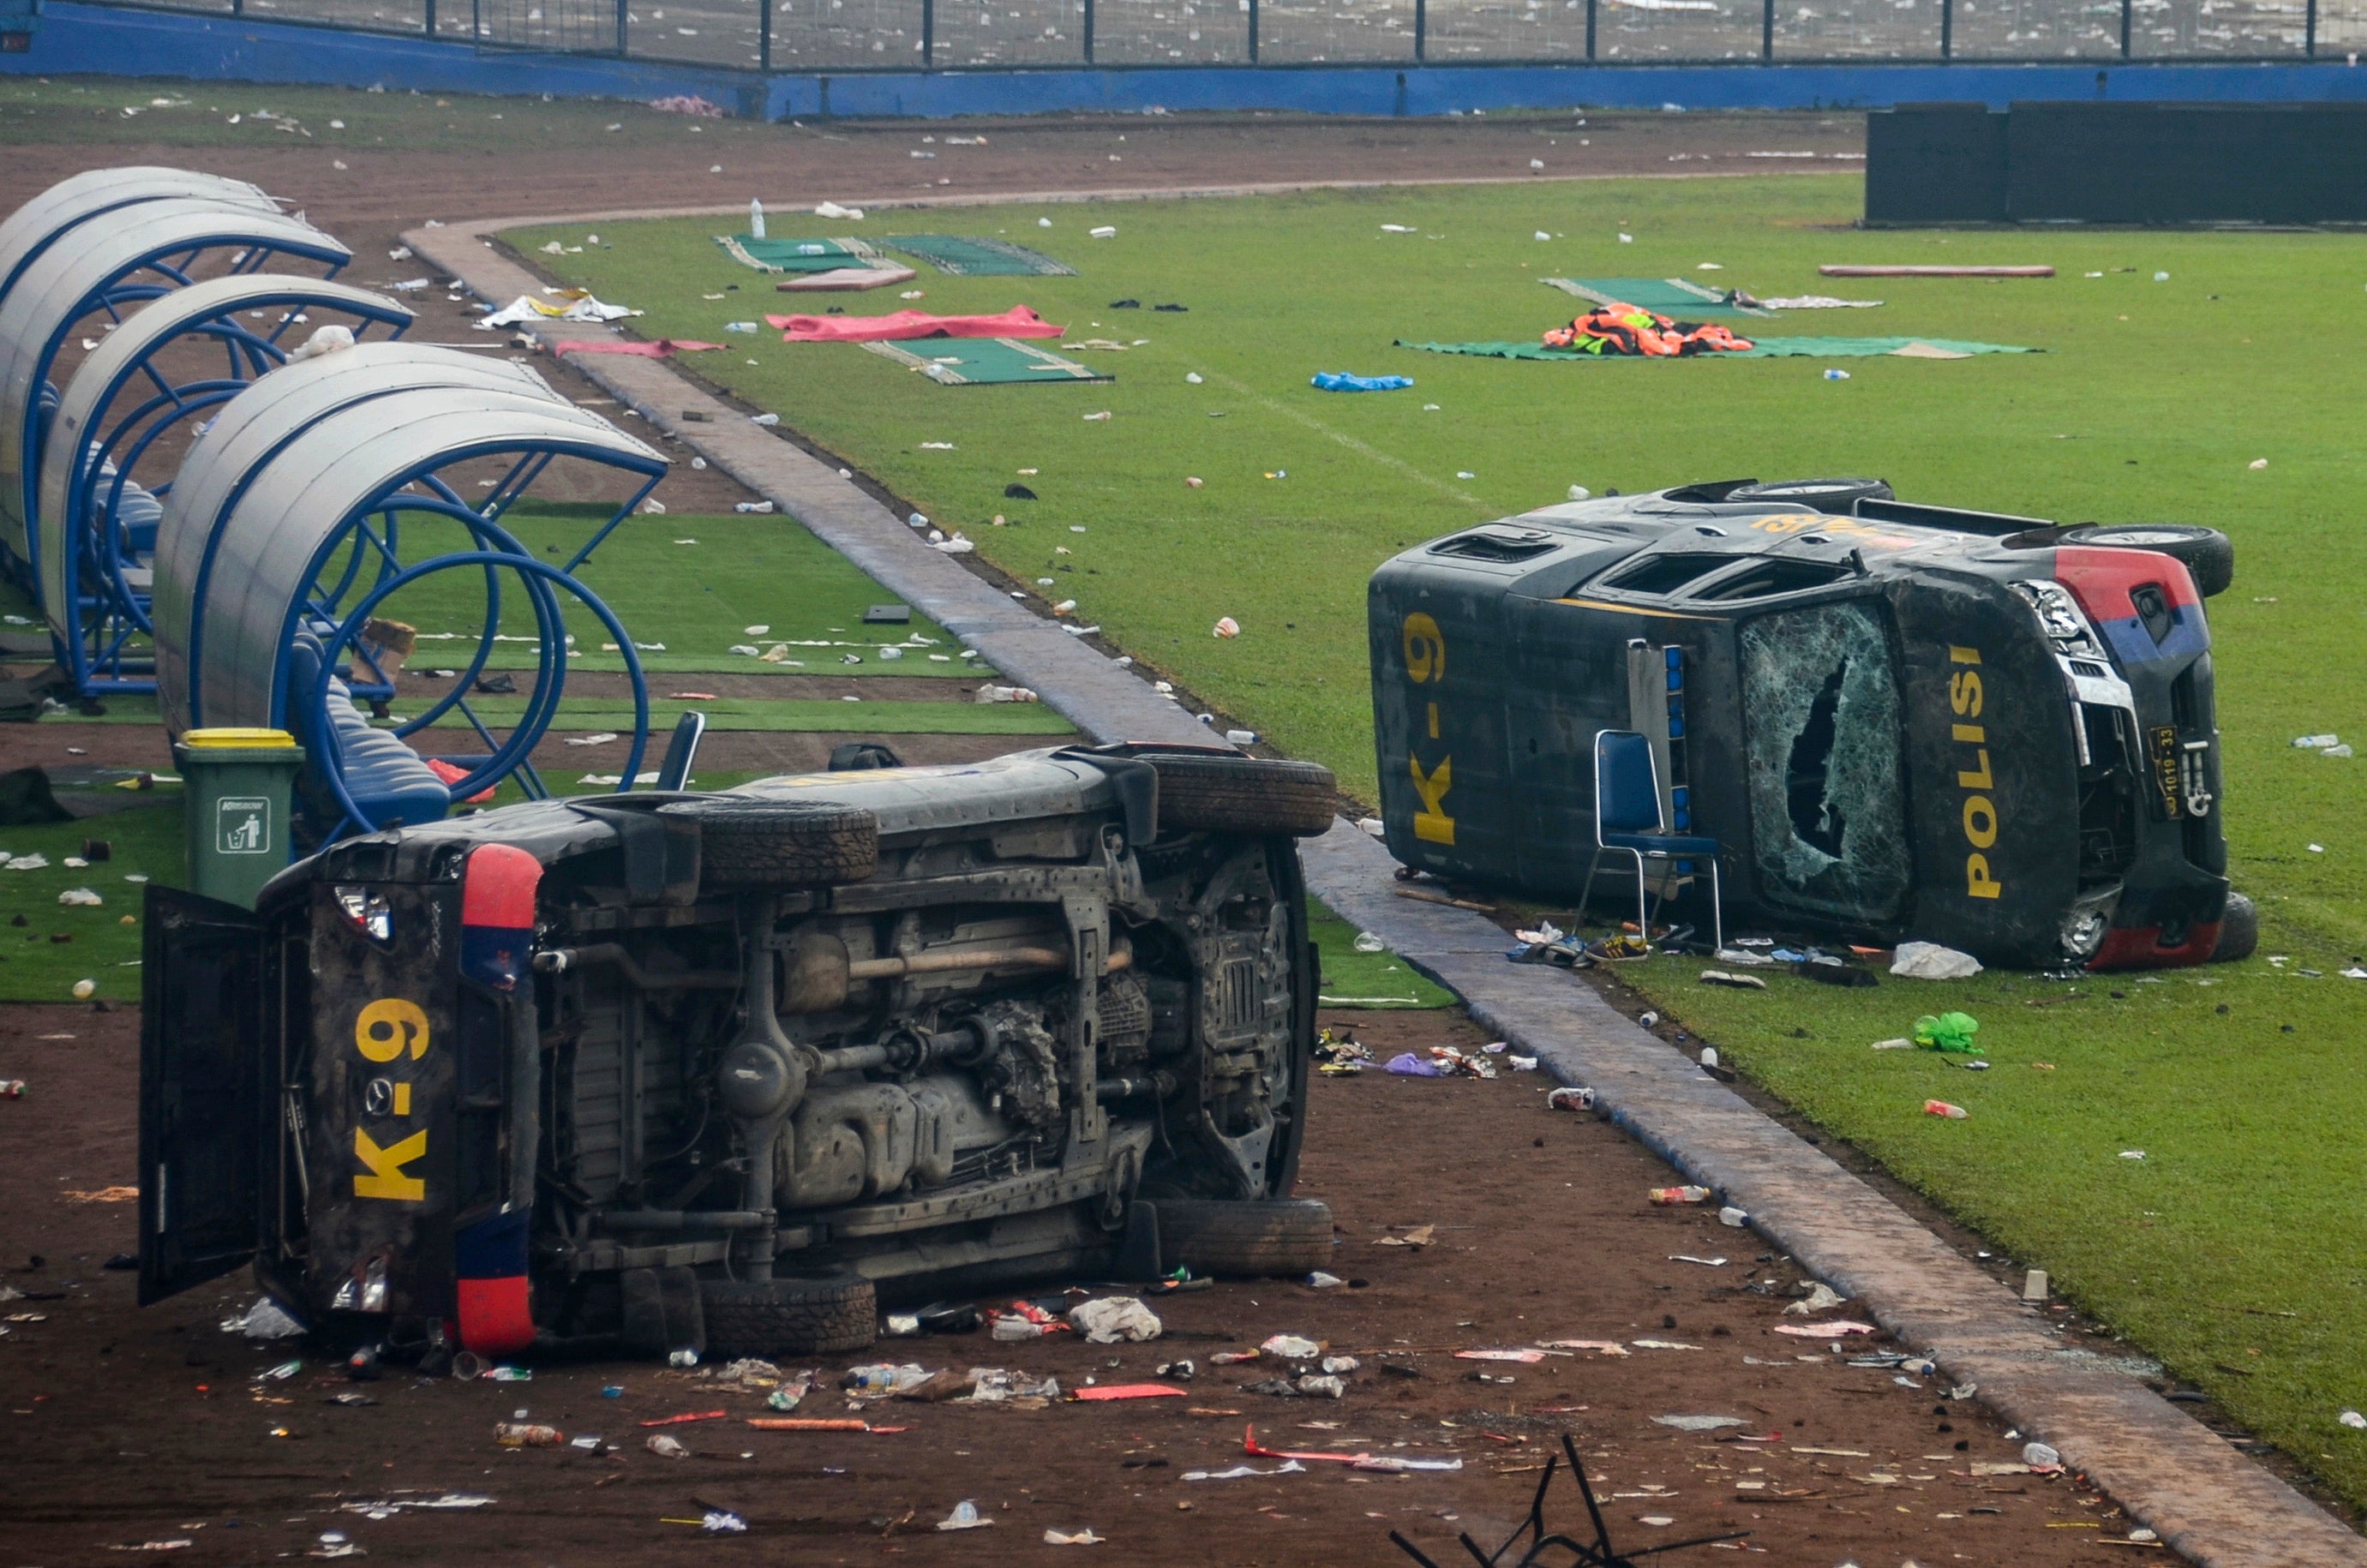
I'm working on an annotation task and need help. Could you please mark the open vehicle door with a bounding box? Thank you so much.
[139,887,267,1306]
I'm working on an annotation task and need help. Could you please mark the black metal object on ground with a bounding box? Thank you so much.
[1388,1432,1749,1568]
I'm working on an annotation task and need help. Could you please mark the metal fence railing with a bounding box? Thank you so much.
[93,0,2351,73]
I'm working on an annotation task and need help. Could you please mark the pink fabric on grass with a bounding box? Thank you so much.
[764,306,1063,343]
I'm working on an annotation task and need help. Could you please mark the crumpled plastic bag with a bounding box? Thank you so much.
[287,323,356,362]
[1912,1011,1981,1054]
[226,1296,304,1340]
[1384,1051,1446,1077]
[1068,1296,1162,1344]
[1891,941,1983,980]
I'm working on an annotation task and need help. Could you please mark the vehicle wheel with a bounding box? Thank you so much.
[660,799,879,885]
[1725,476,1894,512]
[1152,1198,1334,1278]
[2210,890,2259,964]
[701,1272,878,1357]
[2058,524,2236,598]
[1145,753,1336,837]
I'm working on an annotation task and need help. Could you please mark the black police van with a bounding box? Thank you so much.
[140,745,1337,1364]
[1369,478,2250,971]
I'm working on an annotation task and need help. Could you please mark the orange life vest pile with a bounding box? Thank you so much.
[1543,303,1755,357]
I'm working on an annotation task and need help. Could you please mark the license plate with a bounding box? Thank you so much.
[2147,725,2184,819]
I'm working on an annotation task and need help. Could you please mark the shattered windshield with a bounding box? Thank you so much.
[1736,600,1912,921]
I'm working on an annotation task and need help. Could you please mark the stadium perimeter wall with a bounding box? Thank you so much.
[11,0,2367,117]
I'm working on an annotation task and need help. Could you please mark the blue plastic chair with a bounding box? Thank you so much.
[655,709,707,791]
[1579,728,1723,951]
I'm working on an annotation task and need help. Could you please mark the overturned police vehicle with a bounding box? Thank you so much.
[1369,477,2251,971]
[139,745,1337,1362]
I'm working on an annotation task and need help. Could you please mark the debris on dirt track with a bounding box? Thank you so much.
[3,1002,2138,1565]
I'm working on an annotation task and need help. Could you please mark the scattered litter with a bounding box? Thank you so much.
[1213,616,1241,638]
[1456,1349,1547,1364]
[1772,1320,1879,1338]
[1699,969,1766,990]
[1923,1099,1970,1119]
[1630,1339,1699,1350]
[1669,1255,1727,1268]
[57,888,102,907]
[1547,1086,1597,1113]
[1913,1012,1980,1053]
[1184,1461,1305,1481]
[230,1298,305,1340]
[1044,1528,1106,1544]
[937,1500,993,1531]
[1070,1296,1162,1343]
[992,1301,1072,1342]
[1892,942,1983,980]
[1654,1414,1746,1431]
[2342,1409,2367,1429]
[2023,1440,2064,1469]
[1311,372,1415,392]
[700,1511,747,1534]
[1261,1335,1323,1359]
[2119,1150,2147,1161]
[1785,1284,1849,1315]
[1070,1384,1187,1402]
[1374,1224,1435,1248]
[1649,1186,1711,1206]
[494,1421,563,1447]
[1718,1206,1750,1228]
[1304,1272,1344,1289]
[1540,1339,1627,1356]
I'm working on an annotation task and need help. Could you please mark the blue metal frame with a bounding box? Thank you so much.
[52,291,414,698]
[302,549,648,839]
[5,228,347,597]
[182,443,660,731]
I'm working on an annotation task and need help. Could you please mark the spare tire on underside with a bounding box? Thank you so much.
[2210,889,2258,964]
[1150,1198,1334,1278]
[2058,523,2236,599]
[1143,752,1336,837]
[659,797,879,886]
[701,1272,878,1357]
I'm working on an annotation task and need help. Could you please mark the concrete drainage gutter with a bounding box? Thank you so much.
[412,212,2367,1568]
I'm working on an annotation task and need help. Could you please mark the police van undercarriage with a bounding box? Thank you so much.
[139,745,1339,1364]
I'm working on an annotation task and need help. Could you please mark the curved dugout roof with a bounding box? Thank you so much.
[0,200,349,590]
[152,344,572,733]
[170,389,664,735]
[37,274,416,650]
[0,167,277,307]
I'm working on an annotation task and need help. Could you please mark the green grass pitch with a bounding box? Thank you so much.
[518,174,2367,1505]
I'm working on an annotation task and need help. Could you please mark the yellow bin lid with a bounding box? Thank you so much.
[180,727,299,750]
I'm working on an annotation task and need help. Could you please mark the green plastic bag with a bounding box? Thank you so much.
[1913,1011,1981,1054]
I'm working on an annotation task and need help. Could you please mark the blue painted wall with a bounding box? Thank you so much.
[12,0,2367,117]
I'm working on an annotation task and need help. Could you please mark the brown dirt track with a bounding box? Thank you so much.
[0,106,2146,1568]
[1,1002,2137,1566]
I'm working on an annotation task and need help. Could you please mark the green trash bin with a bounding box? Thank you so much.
[172,727,304,910]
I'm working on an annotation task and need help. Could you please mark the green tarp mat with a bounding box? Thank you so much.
[860,337,1111,386]
[884,235,1076,277]
[715,235,886,273]
[1396,337,2036,362]
[1541,277,1771,317]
